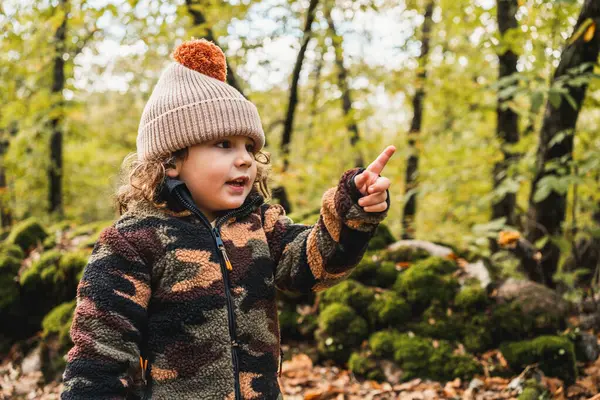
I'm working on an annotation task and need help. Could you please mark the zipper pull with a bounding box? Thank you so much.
[139,356,148,385]
[220,246,233,271]
[214,228,233,271]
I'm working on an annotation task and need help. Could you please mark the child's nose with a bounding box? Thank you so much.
[236,148,254,165]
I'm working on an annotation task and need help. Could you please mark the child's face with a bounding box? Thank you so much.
[167,135,258,222]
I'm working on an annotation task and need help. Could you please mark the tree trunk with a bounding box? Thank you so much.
[401,0,434,240]
[0,122,16,228]
[280,0,319,173]
[275,0,319,212]
[185,0,246,97]
[491,0,520,252]
[526,0,600,288]
[323,4,364,168]
[308,39,325,135]
[48,0,67,217]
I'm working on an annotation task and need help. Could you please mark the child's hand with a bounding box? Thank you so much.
[354,145,396,212]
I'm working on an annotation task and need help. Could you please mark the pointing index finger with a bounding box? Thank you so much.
[366,145,396,175]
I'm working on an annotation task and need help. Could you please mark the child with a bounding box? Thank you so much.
[61,39,394,400]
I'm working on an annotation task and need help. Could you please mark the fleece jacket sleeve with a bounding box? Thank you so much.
[261,167,390,294]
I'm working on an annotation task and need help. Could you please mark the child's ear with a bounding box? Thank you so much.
[166,167,179,178]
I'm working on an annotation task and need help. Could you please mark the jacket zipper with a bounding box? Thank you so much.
[174,189,260,400]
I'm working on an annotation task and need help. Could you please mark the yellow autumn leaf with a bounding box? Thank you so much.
[568,18,595,45]
[584,22,596,42]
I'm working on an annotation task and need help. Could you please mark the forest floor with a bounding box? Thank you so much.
[1,338,599,400]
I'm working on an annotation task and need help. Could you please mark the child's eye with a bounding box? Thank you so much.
[246,144,255,153]
[216,140,231,149]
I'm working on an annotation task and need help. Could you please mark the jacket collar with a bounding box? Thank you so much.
[159,177,265,224]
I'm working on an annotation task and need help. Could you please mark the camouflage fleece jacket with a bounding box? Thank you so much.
[61,167,390,400]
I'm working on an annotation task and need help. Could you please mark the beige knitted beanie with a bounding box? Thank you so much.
[136,39,265,161]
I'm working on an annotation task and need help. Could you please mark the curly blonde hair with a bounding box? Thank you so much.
[114,147,272,215]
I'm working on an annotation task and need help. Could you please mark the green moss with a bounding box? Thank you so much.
[350,255,397,289]
[454,285,490,312]
[416,256,458,275]
[20,250,62,288]
[382,246,431,264]
[368,330,402,359]
[42,300,76,349]
[0,243,24,260]
[48,221,74,234]
[67,220,113,240]
[60,250,88,278]
[517,387,541,400]
[367,223,396,251]
[368,291,410,329]
[393,258,460,314]
[348,351,385,381]
[408,302,462,342]
[462,314,494,354]
[0,252,21,310]
[500,335,577,385]
[319,279,375,318]
[490,302,536,343]
[6,218,48,252]
[316,303,369,364]
[20,250,88,290]
[42,234,57,250]
[393,334,482,382]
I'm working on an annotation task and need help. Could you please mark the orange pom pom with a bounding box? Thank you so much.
[171,39,227,82]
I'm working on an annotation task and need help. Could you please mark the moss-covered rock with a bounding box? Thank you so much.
[350,255,397,289]
[408,302,462,342]
[42,300,76,349]
[20,250,87,291]
[500,335,577,385]
[462,314,494,354]
[393,334,482,382]
[367,223,396,251]
[393,257,460,315]
[489,302,537,343]
[6,218,48,252]
[318,280,375,318]
[42,234,57,250]
[367,291,410,329]
[382,246,431,264]
[0,243,24,260]
[0,250,21,310]
[19,249,87,331]
[315,303,369,364]
[369,330,402,359]
[517,378,546,400]
[348,350,386,381]
[67,220,113,240]
[454,285,490,313]
[19,250,62,289]
[415,256,458,275]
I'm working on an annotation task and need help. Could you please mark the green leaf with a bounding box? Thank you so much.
[530,91,544,113]
[534,236,549,249]
[563,93,578,111]
[548,90,562,108]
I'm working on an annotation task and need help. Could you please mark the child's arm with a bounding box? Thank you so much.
[262,166,390,294]
[61,225,150,399]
